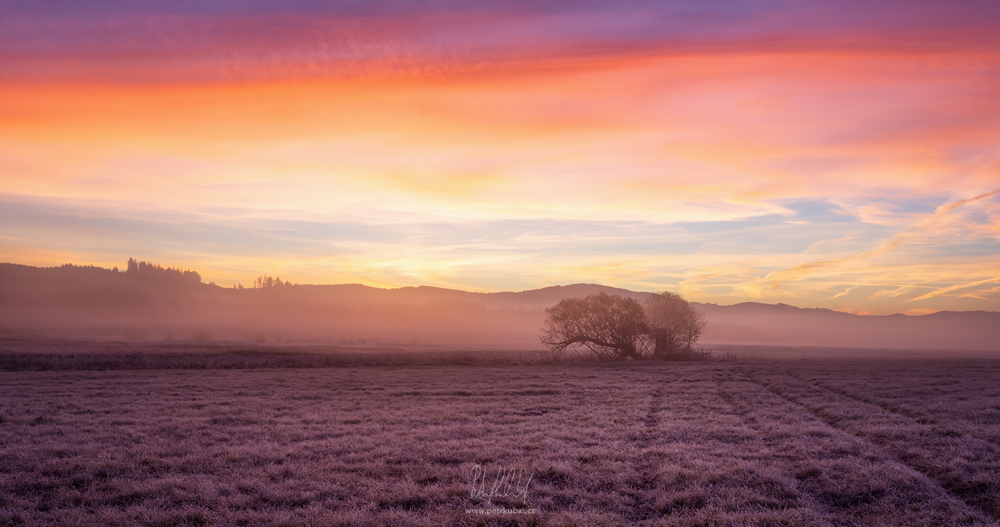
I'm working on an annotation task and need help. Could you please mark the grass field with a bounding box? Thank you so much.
[2,358,1000,526]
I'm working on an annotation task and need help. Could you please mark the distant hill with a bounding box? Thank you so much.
[1,262,998,351]
[694,302,1000,351]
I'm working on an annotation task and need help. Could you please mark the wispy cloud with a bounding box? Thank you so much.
[828,287,855,300]
[910,276,1000,302]
[1,1,998,312]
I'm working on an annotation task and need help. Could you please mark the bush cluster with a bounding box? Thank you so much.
[540,292,708,361]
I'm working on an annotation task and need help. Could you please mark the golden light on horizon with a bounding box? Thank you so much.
[1,2,999,315]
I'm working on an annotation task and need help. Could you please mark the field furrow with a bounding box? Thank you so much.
[789,362,1000,448]
[2,362,998,526]
[751,368,1000,522]
[719,373,986,526]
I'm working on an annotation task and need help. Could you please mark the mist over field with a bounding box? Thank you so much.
[3,263,1000,525]
[2,262,998,354]
[3,0,1000,522]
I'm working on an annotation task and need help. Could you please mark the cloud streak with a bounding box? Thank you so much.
[3,1,1000,82]
[1,1,999,313]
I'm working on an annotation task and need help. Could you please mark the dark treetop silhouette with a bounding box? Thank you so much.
[540,292,708,360]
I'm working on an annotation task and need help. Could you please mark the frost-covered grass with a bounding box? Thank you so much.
[1,360,999,526]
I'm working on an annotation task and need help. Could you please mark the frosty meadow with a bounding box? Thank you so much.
[4,0,1000,523]
[2,357,1000,526]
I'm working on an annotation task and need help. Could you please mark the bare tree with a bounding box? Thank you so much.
[644,292,686,357]
[681,306,708,351]
[540,293,648,360]
[644,291,707,358]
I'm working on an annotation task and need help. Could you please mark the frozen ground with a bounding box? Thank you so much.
[1,359,999,526]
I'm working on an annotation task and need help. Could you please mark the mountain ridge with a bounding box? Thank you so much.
[2,262,997,351]
[5,262,995,316]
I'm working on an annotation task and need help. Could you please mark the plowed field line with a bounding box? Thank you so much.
[745,372,1000,522]
[623,384,666,524]
[787,370,1000,451]
[714,376,842,526]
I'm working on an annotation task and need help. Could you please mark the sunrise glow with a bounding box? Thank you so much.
[2,1,999,314]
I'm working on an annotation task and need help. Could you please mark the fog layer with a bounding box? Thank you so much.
[1,263,997,351]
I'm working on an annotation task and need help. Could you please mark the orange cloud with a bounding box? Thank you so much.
[2,8,999,313]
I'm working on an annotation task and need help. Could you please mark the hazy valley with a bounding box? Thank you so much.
[3,263,998,353]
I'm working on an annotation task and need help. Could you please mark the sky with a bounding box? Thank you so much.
[1,0,999,315]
